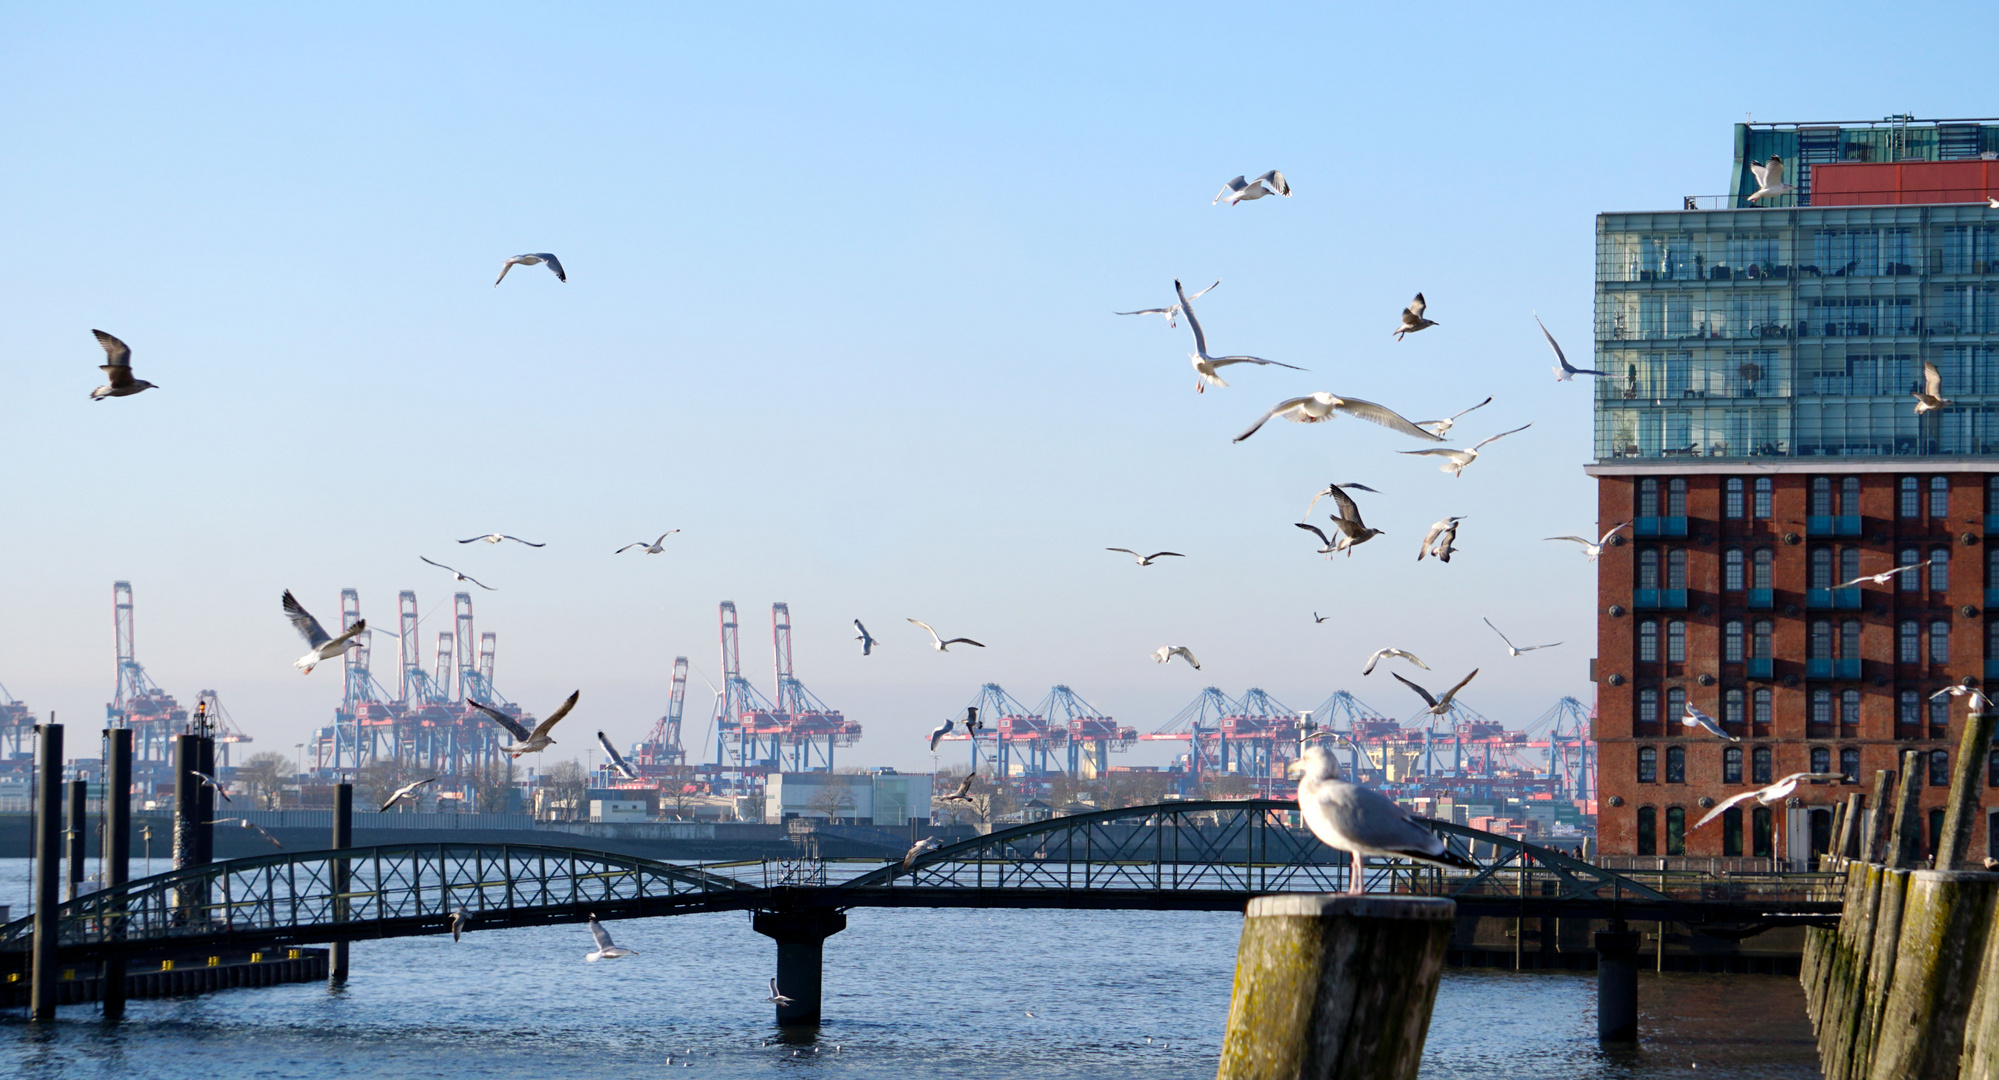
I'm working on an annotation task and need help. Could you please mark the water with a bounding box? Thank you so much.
[0,860,1821,1078]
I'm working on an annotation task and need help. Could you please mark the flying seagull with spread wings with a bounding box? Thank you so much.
[1300,483,1384,556]
[1235,393,1442,444]
[1362,648,1428,676]
[458,533,545,547]
[1393,294,1437,340]
[1417,397,1492,438]
[495,252,566,286]
[1483,617,1559,656]
[281,591,366,674]
[1106,548,1185,566]
[1835,558,1932,589]
[469,691,578,756]
[215,817,284,848]
[1176,279,1305,392]
[1393,669,1478,717]
[615,530,681,554]
[1399,423,1533,477]
[1915,360,1953,414]
[1114,279,1216,329]
[853,619,878,655]
[420,556,495,591]
[585,915,637,961]
[597,731,639,780]
[1303,482,1381,519]
[188,769,233,803]
[1682,703,1740,742]
[908,619,984,652]
[88,330,159,400]
[1545,521,1631,561]
[1418,516,1464,563]
[1152,645,1200,670]
[1213,170,1289,206]
[1694,772,1845,831]
[379,777,438,812]
[1537,314,1606,381]
[1746,155,1794,203]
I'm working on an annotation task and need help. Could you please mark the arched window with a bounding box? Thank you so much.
[1931,620,1952,664]
[1901,620,1921,663]
[1667,621,1687,662]
[1667,549,1687,589]
[1931,476,1950,518]
[1638,478,1660,517]
[1752,687,1772,729]
[1811,746,1832,774]
[1811,477,1833,516]
[1840,747,1861,784]
[1931,548,1950,592]
[1841,620,1861,660]
[1665,806,1687,856]
[1811,620,1833,659]
[1811,548,1833,588]
[1900,690,1922,734]
[1638,688,1659,728]
[1752,548,1774,589]
[1637,746,1657,782]
[1724,687,1745,727]
[1723,621,1744,661]
[1811,689,1832,728]
[1638,549,1661,589]
[1840,689,1861,729]
[1724,549,1745,590]
[1840,547,1861,585]
[1842,476,1861,516]
[1752,806,1774,857]
[1667,478,1687,516]
[1753,745,1773,784]
[1932,693,1952,735]
[1901,547,1923,591]
[1753,478,1772,518]
[1724,746,1744,784]
[1666,687,1686,725]
[1902,476,1921,518]
[1725,478,1745,519]
[1723,806,1744,856]
[1665,745,1686,783]
[1932,749,1951,787]
[1638,621,1659,662]
[1637,806,1657,855]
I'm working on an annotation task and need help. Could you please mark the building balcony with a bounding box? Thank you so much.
[1806,658,1863,680]
[1746,588,1774,610]
[1633,516,1689,538]
[1745,658,1774,679]
[1633,588,1689,610]
[1807,515,1863,537]
[1807,587,1864,610]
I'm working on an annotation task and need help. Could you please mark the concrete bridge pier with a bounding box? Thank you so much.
[1594,926,1641,1044]
[753,909,847,1026]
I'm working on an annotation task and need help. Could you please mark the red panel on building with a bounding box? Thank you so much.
[1810,160,1999,206]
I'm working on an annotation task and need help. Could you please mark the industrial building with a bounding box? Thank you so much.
[1591,116,1999,863]
[765,770,932,826]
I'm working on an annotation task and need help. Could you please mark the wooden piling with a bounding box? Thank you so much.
[1823,864,1884,1080]
[1827,801,1847,870]
[1936,709,1998,871]
[1217,895,1455,1080]
[1958,882,1999,1077]
[1887,751,1925,870]
[1837,793,1864,860]
[1866,870,1999,1080]
[1860,868,1910,1071]
[1867,770,1895,864]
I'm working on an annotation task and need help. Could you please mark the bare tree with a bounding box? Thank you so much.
[806,783,857,823]
[541,760,589,819]
[355,760,411,812]
[233,752,295,809]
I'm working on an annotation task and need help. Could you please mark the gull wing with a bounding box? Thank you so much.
[1765,156,1785,188]
[1435,669,1479,709]
[1545,535,1593,547]
[1145,551,1185,561]
[93,329,132,368]
[1534,313,1571,370]
[589,917,616,951]
[1598,521,1632,545]
[928,719,953,751]
[1323,483,1364,529]
[1693,788,1763,831]
[1207,355,1304,370]
[528,691,580,741]
[503,535,545,547]
[1175,279,1213,358]
[1482,617,1517,650]
[1449,396,1493,422]
[1924,361,1944,397]
[654,530,680,544]
[467,699,533,741]
[941,637,985,648]
[1212,176,1248,204]
[907,618,942,644]
[1106,547,1139,558]
[1173,646,1200,669]
[421,555,459,575]
[1471,422,1533,451]
[1392,671,1439,709]
[1114,306,1173,317]
[1187,279,1220,300]
[1233,397,1311,443]
[1749,160,1770,189]
[597,731,638,779]
[1294,522,1333,547]
[1332,396,1448,442]
[1407,293,1426,320]
[1255,170,1290,196]
[282,590,332,648]
[534,253,567,281]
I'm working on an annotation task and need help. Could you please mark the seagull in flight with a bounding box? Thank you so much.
[458,533,545,547]
[188,769,234,803]
[1537,314,1606,381]
[1544,522,1630,561]
[281,590,366,674]
[1393,669,1478,717]
[495,252,566,286]
[1483,617,1560,656]
[853,619,878,655]
[1361,648,1428,676]
[378,776,438,812]
[597,732,639,780]
[616,530,681,554]
[1213,170,1290,206]
[1915,360,1953,414]
[1106,548,1184,566]
[1398,423,1532,477]
[585,915,637,961]
[88,330,159,400]
[1303,482,1381,519]
[1834,558,1932,589]
[1930,682,1994,712]
[1746,155,1794,203]
[1682,703,1740,742]
[1417,397,1492,438]
[1234,393,1442,444]
[1289,742,1474,894]
[938,775,977,803]
[1418,516,1465,563]
[1989,196,1999,209]
[902,837,944,869]
[1694,772,1846,831]
[1312,612,1329,624]
[420,556,496,591]
[450,907,467,943]
[1114,279,1217,329]
[1393,294,1437,340]
[766,978,796,1006]
[908,619,984,652]
[1176,279,1305,392]
[214,818,284,848]
[927,716,955,752]
[1301,483,1384,556]
[928,707,981,751]
[1153,645,1200,670]
[469,691,579,756]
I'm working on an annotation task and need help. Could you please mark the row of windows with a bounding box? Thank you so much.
[1632,686,1963,732]
[1640,475,1995,521]
[1634,745,1973,786]
[1638,545,1969,592]
[1635,618,1957,664]
[1629,803,1996,859]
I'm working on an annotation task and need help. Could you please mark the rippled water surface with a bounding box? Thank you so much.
[0,859,1819,1078]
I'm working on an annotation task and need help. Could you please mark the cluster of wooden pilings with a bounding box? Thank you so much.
[1800,710,1999,1080]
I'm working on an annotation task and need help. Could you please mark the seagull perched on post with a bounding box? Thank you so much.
[1212,170,1289,206]
[1106,548,1184,566]
[1746,156,1794,203]
[1398,423,1533,477]
[281,591,366,675]
[1694,772,1847,831]
[1393,294,1437,340]
[853,619,878,655]
[1834,558,1933,589]
[1682,703,1740,742]
[378,777,438,812]
[1234,393,1441,444]
[908,619,984,652]
[420,556,496,591]
[1914,361,1953,414]
[1483,617,1560,656]
[1289,740,1475,894]
[1393,669,1478,717]
[1537,314,1607,381]
[457,533,545,547]
[88,330,158,400]
[469,691,578,756]
[1361,648,1428,676]
[1418,517,1465,563]
[1175,279,1304,392]
[584,915,637,961]
[494,252,566,286]
[1114,279,1216,329]
[1153,645,1200,670]
[1416,397,1492,438]
[1544,522,1631,561]
[615,530,681,554]
[596,732,639,780]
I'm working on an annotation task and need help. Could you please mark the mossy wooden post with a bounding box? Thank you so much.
[1860,869,1910,1070]
[1826,801,1847,871]
[1866,770,1895,863]
[1957,888,1999,1076]
[1936,708,1998,871]
[1836,793,1864,860]
[1887,751,1925,869]
[1866,870,1999,1080]
[1822,864,1883,1080]
[1217,895,1455,1080]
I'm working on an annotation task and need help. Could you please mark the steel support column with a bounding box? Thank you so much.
[752,909,846,1026]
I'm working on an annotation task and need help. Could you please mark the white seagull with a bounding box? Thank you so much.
[902,837,943,869]
[1361,648,1428,677]
[1234,393,1442,444]
[1393,294,1437,340]
[1418,516,1465,563]
[908,618,984,652]
[458,533,545,547]
[1106,548,1185,566]
[1289,742,1475,894]
[1682,703,1740,742]
[1834,559,1932,589]
[615,530,681,554]
[1213,170,1290,206]
[597,732,639,780]
[89,330,159,400]
[927,716,955,752]
[1398,423,1533,477]
[1694,772,1847,830]
[1176,278,1305,392]
[1303,481,1381,519]
[378,776,438,812]
[938,775,977,803]
[282,590,366,675]
[1393,669,1478,717]
[1915,361,1952,414]
[1114,279,1217,329]
[450,907,467,943]
[469,691,579,756]
[214,817,284,848]
[1483,617,1560,656]
[1537,314,1607,381]
[585,915,637,961]
[766,978,796,1006]
[1930,682,1995,712]
[1417,397,1492,438]
[1989,197,1999,209]
[1153,645,1201,670]
[188,769,234,803]
[854,619,878,655]
[420,555,496,591]
[1544,522,1631,561]
[1746,156,1794,203]
[495,252,566,286]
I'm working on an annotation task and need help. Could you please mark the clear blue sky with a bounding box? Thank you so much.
[1,4,1988,771]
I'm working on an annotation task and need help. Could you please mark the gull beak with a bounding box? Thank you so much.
[1286,761,1305,780]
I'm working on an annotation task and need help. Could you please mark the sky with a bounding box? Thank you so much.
[2,3,1993,774]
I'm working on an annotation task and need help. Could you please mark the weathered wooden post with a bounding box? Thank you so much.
[1860,869,1910,1071]
[1887,751,1925,869]
[1826,801,1847,870]
[1835,793,1864,861]
[331,782,353,983]
[1865,870,1999,1080]
[1866,770,1894,863]
[1935,707,1997,871]
[1216,895,1455,1080]
[29,722,63,1022]
[102,727,132,1021]
[1958,885,1999,1076]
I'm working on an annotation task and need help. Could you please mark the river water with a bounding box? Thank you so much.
[0,860,1821,1079]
